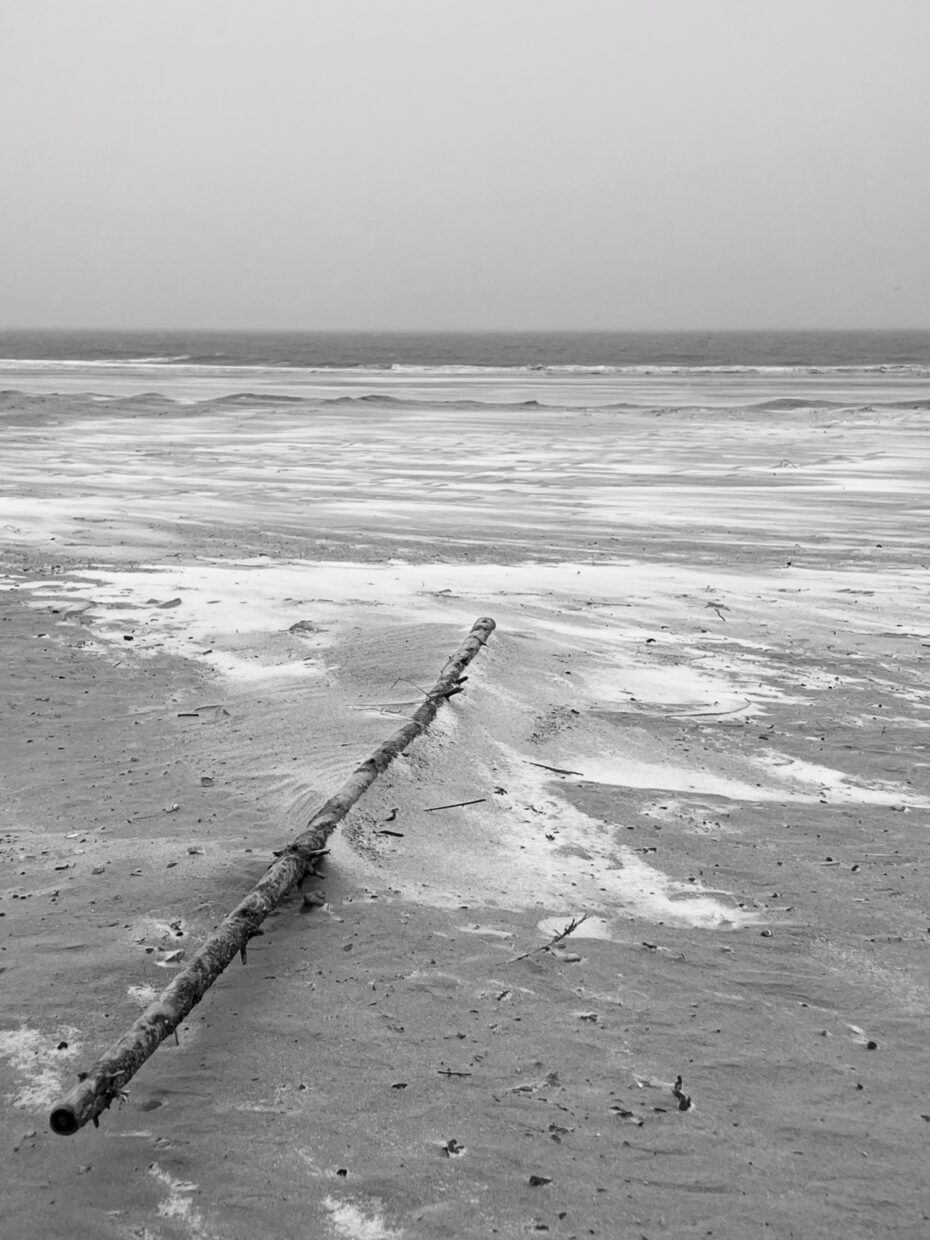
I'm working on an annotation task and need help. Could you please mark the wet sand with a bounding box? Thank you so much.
[2,371,929,1238]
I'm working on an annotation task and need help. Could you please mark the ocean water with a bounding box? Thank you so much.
[1,328,929,371]
[2,330,929,413]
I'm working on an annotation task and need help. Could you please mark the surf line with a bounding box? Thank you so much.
[49,617,496,1137]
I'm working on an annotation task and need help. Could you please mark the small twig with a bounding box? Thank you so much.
[668,700,752,720]
[424,798,486,813]
[391,675,466,703]
[438,1069,472,1078]
[391,676,431,698]
[506,914,590,964]
[526,762,585,777]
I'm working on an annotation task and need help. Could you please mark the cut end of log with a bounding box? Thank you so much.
[49,1105,80,1136]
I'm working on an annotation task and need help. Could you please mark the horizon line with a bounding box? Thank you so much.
[3,324,930,336]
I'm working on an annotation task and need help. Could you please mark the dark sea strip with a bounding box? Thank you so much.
[3,359,930,379]
[3,385,929,416]
[2,329,930,369]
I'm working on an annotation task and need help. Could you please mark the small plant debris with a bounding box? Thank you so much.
[610,1106,644,1126]
[507,914,589,964]
[672,1075,692,1111]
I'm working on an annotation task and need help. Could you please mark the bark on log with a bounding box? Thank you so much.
[49,616,496,1136]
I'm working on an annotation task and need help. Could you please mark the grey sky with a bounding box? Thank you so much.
[2,0,929,330]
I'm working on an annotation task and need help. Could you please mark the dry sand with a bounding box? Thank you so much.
[1,367,929,1238]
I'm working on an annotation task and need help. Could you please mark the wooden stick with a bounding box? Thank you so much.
[526,761,584,777]
[424,798,486,812]
[49,616,496,1136]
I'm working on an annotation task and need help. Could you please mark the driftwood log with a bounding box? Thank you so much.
[49,616,496,1136]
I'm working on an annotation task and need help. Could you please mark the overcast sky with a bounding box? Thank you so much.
[2,0,928,331]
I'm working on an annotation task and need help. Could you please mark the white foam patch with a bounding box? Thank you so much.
[0,1026,81,1110]
[128,984,159,1005]
[457,924,514,939]
[351,742,759,929]
[150,1165,214,1239]
[205,651,321,681]
[22,556,928,682]
[572,752,928,808]
[754,754,926,806]
[501,754,762,928]
[584,656,758,713]
[604,851,758,928]
[323,1197,403,1240]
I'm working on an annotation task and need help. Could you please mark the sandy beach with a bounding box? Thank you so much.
[2,364,929,1239]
